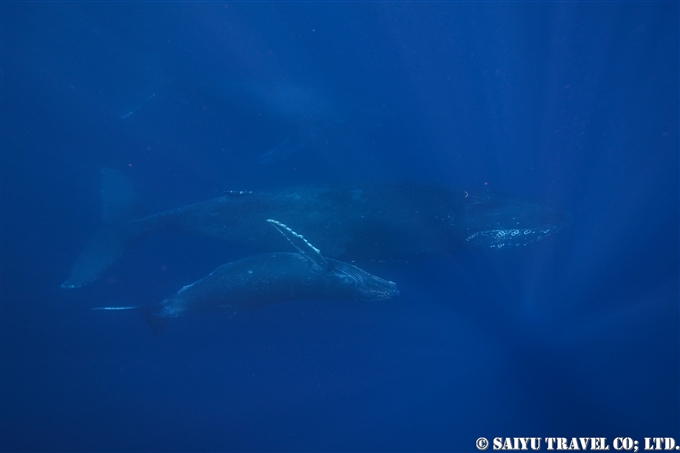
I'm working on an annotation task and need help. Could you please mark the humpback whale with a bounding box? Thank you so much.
[63,170,567,289]
[95,219,399,333]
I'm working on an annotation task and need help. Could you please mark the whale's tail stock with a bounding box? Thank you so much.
[61,169,147,289]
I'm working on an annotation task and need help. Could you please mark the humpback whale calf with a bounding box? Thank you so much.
[95,219,399,333]
[63,170,567,289]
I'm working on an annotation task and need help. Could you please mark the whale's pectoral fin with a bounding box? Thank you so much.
[266,219,330,271]
[93,305,168,334]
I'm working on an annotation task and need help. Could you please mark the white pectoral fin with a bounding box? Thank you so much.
[92,305,169,334]
[266,219,330,271]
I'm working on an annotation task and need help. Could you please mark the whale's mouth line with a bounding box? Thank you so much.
[465,226,560,248]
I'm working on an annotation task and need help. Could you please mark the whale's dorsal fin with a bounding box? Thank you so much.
[267,219,330,271]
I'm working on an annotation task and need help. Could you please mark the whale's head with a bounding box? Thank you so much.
[461,190,569,249]
[329,259,400,301]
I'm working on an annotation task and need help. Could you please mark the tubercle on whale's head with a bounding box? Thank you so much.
[331,260,400,301]
[368,278,400,300]
[355,275,400,301]
[460,190,569,249]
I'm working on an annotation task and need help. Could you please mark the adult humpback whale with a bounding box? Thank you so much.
[63,170,566,289]
[95,219,399,333]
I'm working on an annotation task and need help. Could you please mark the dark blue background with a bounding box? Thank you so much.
[2,3,678,451]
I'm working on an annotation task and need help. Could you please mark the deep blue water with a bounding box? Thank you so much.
[2,3,678,452]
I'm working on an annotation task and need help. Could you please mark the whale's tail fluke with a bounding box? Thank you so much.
[93,305,169,334]
[62,170,146,289]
